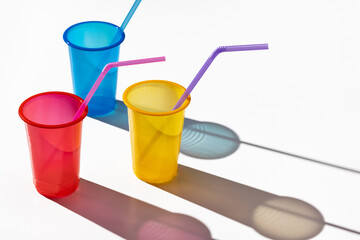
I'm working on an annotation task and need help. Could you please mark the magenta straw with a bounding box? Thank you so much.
[172,44,269,110]
[73,56,166,120]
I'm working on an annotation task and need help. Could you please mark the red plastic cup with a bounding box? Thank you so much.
[18,92,88,197]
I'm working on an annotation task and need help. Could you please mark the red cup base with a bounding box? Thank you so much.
[34,178,79,198]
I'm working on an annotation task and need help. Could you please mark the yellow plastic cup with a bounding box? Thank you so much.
[123,80,191,183]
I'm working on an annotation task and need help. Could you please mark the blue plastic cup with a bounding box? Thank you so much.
[63,21,125,116]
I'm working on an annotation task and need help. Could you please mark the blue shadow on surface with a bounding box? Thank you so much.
[181,119,240,159]
[92,100,360,174]
[50,178,213,239]
[92,100,129,131]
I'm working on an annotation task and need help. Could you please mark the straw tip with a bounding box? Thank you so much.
[252,43,269,50]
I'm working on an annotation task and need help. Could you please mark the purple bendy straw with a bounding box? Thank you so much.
[172,44,269,110]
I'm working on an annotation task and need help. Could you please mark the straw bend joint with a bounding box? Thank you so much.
[213,46,227,57]
[103,62,117,72]
[172,43,269,110]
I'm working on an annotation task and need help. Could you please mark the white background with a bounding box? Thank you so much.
[1,0,360,239]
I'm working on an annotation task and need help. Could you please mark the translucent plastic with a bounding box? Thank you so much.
[123,80,191,183]
[18,92,88,197]
[63,21,125,116]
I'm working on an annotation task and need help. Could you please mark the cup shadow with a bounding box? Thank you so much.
[92,100,360,174]
[153,165,325,240]
[49,178,213,240]
[181,118,240,159]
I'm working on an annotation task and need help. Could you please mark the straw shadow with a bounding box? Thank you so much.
[240,141,360,175]
[49,178,213,240]
[153,165,360,240]
[179,119,360,174]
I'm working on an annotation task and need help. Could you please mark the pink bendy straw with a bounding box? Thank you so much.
[172,44,269,110]
[73,56,166,120]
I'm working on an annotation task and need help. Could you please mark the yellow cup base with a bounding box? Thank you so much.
[133,169,177,184]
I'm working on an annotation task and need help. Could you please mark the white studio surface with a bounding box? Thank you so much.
[1,0,360,239]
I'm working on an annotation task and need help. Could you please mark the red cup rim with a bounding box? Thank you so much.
[18,91,88,129]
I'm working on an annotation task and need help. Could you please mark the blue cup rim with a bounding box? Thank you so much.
[63,21,125,51]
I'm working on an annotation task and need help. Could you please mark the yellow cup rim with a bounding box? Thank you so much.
[123,80,191,116]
